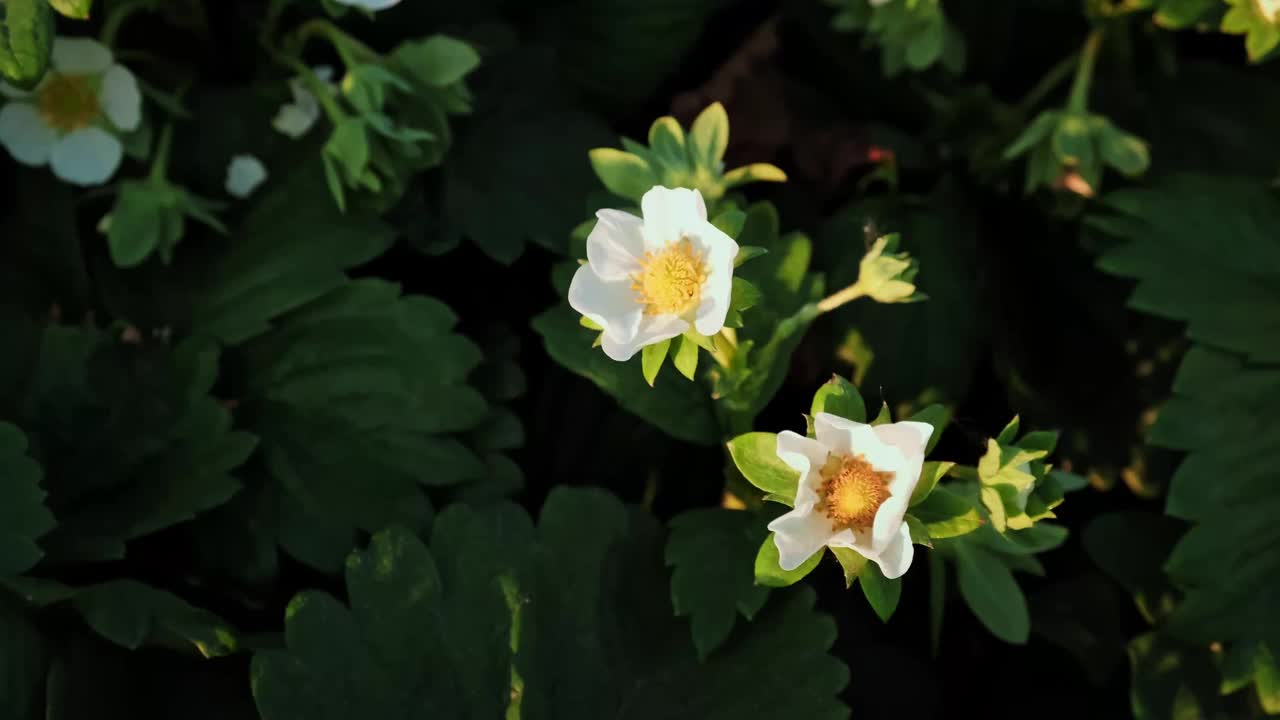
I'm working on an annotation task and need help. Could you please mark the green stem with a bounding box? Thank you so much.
[709,330,736,368]
[815,282,867,314]
[149,123,173,181]
[101,0,154,48]
[290,18,381,67]
[1066,28,1105,114]
[949,465,979,482]
[1017,50,1080,116]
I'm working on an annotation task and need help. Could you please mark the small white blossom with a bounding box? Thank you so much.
[0,37,141,186]
[568,186,739,361]
[768,413,933,579]
[272,66,334,139]
[226,154,268,198]
[334,0,402,11]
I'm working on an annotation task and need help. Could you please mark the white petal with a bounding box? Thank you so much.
[226,154,269,198]
[776,430,828,475]
[272,103,319,139]
[692,221,739,335]
[874,524,915,580]
[768,507,835,571]
[52,37,114,75]
[776,431,828,510]
[0,103,56,166]
[599,314,687,362]
[586,209,645,281]
[874,420,933,497]
[870,495,909,554]
[100,65,141,131]
[814,412,905,474]
[568,265,643,344]
[640,186,707,250]
[813,413,869,454]
[49,128,122,186]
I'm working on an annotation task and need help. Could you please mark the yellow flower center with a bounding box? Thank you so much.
[37,74,100,133]
[631,237,708,316]
[817,452,893,531]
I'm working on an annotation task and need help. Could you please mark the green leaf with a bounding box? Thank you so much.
[0,0,52,90]
[830,547,867,589]
[0,423,53,575]
[186,156,394,345]
[858,562,901,621]
[688,101,729,171]
[1154,0,1220,28]
[996,416,1021,445]
[722,163,787,189]
[71,580,237,657]
[1093,176,1280,652]
[666,509,770,658]
[671,334,698,380]
[47,0,92,18]
[810,374,866,424]
[1004,110,1060,160]
[913,485,981,539]
[906,515,931,547]
[729,277,763,313]
[754,534,824,587]
[229,281,492,573]
[648,116,688,174]
[1256,645,1280,714]
[589,148,659,202]
[909,461,954,507]
[534,302,719,445]
[106,179,225,268]
[711,208,746,239]
[1093,175,1280,364]
[641,338,670,387]
[393,35,479,87]
[1016,430,1059,453]
[733,246,769,268]
[1098,123,1150,177]
[870,402,892,425]
[954,541,1029,644]
[253,489,849,719]
[908,403,949,454]
[18,330,254,565]
[727,432,799,501]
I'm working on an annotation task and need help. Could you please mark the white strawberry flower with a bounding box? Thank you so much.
[225,154,268,198]
[768,413,933,579]
[0,37,141,186]
[272,66,334,140]
[568,186,739,361]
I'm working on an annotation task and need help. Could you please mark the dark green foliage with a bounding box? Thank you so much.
[252,489,849,720]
